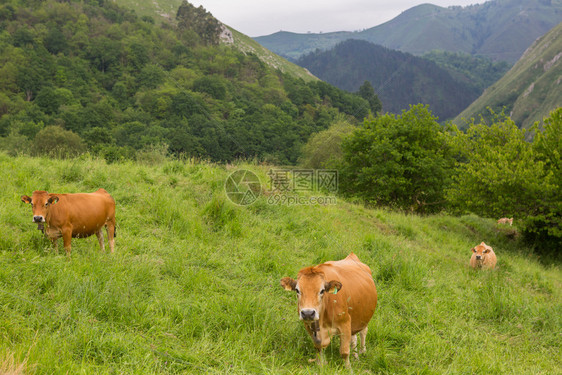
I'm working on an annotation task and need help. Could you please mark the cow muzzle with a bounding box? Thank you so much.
[33,215,45,223]
[300,308,318,321]
[475,255,482,260]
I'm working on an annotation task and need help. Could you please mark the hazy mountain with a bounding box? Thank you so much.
[297,39,494,120]
[255,0,562,63]
[454,21,562,129]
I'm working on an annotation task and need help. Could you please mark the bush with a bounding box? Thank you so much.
[299,119,355,169]
[447,109,561,253]
[523,109,562,252]
[340,105,455,213]
[0,131,31,156]
[31,125,86,158]
[447,113,540,216]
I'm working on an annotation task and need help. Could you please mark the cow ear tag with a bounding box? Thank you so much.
[333,287,338,295]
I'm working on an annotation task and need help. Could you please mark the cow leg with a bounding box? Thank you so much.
[309,348,326,366]
[96,229,105,252]
[62,228,72,256]
[307,326,328,366]
[358,327,368,355]
[340,326,352,368]
[106,221,115,253]
[351,334,358,359]
[51,238,59,254]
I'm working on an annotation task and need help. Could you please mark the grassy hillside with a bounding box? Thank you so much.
[228,28,317,82]
[454,22,562,130]
[1,153,561,374]
[255,0,562,63]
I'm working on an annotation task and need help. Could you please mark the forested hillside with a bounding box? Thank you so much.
[255,0,562,63]
[297,40,501,120]
[455,21,562,129]
[0,0,374,164]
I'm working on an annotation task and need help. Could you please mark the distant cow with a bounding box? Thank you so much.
[21,189,116,255]
[497,217,513,225]
[470,241,497,270]
[280,253,377,368]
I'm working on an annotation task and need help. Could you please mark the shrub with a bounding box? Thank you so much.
[523,109,562,252]
[31,125,85,158]
[340,105,455,213]
[299,119,355,169]
[447,113,540,216]
[447,109,561,253]
[0,131,31,156]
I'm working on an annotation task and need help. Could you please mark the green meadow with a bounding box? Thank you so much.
[0,153,560,374]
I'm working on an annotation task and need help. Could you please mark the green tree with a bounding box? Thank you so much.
[193,76,226,100]
[300,119,355,169]
[176,1,222,46]
[524,109,562,250]
[447,113,542,216]
[447,110,561,252]
[32,125,85,158]
[357,81,382,115]
[341,105,455,213]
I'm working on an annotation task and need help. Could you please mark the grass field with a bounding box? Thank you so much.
[0,153,560,374]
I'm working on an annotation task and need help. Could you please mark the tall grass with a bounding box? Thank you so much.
[0,153,560,374]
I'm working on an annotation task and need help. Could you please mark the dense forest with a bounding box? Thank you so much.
[422,50,510,94]
[296,40,508,120]
[0,0,377,164]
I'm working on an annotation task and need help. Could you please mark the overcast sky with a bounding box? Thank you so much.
[188,0,487,37]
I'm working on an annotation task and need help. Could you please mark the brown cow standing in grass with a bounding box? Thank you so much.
[280,253,378,368]
[470,241,497,270]
[21,189,116,256]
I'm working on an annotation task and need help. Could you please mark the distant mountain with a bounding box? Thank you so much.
[255,0,562,63]
[297,39,486,120]
[454,22,562,129]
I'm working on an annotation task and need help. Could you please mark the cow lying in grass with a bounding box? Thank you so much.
[280,253,377,368]
[470,241,497,270]
[497,217,513,225]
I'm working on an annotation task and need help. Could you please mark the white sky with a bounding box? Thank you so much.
[188,0,488,37]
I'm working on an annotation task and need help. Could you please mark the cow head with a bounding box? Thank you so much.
[281,267,342,322]
[21,191,59,223]
[471,241,493,262]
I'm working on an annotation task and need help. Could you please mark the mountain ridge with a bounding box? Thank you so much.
[255,0,562,63]
[454,21,562,129]
[296,39,485,120]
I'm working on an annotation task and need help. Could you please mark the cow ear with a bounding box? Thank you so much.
[280,277,297,291]
[47,196,59,205]
[325,280,342,294]
[21,195,32,204]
